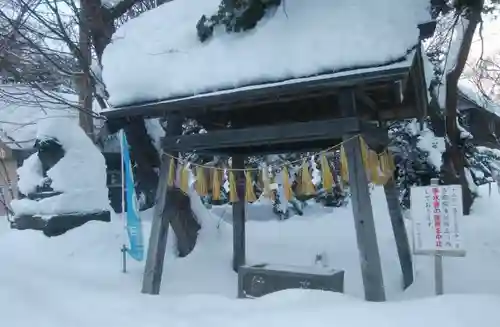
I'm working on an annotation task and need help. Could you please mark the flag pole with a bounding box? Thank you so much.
[120,129,128,273]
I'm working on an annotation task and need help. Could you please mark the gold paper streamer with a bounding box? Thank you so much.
[368,150,381,185]
[340,146,349,183]
[245,170,257,202]
[211,168,221,200]
[320,154,334,191]
[299,160,316,196]
[195,167,208,196]
[282,167,293,201]
[387,150,396,172]
[160,134,396,197]
[167,157,176,187]
[229,171,238,203]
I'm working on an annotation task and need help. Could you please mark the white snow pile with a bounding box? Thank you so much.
[144,118,165,152]
[401,120,445,170]
[102,0,431,106]
[0,85,78,149]
[418,126,446,170]
[2,185,500,326]
[476,146,500,176]
[10,117,110,216]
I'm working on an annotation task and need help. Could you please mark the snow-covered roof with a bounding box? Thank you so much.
[421,53,500,118]
[0,85,79,150]
[457,79,500,117]
[102,0,432,108]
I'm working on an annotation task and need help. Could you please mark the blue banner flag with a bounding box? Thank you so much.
[120,131,144,261]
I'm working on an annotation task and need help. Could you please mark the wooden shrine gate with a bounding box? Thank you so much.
[103,51,429,301]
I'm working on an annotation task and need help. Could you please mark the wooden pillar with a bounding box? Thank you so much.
[141,153,172,294]
[122,117,161,209]
[339,89,386,302]
[376,122,413,289]
[232,154,246,272]
[383,176,414,289]
[141,114,182,295]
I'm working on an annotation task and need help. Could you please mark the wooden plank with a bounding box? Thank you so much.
[339,89,386,302]
[167,188,200,257]
[175,139,342,156]
[359,122,390,149]
[141,114,183,295]
[418,21,437,40]
[162,118,360,153]
[232,155,246,272]
[196,101,416,128]
[141,153,173,295]
[102,66,410,120]
[383,177,414,289]
[361,105,416,121]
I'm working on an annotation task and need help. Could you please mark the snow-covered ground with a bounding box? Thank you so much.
[1,185,500,326]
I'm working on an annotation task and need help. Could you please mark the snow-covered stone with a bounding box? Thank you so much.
[11,117,110,216]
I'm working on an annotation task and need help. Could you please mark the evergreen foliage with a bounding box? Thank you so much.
[196,0,281,42]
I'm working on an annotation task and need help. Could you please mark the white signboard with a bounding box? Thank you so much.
[410,184,465,257]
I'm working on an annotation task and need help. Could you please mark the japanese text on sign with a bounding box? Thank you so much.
[410,184,465,256]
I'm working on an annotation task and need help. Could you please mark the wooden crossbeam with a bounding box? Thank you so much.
[162,117,360,153]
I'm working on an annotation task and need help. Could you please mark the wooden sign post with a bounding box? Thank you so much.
[410,178,466,295]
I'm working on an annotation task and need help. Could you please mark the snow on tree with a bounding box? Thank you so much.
[422,0,500,214]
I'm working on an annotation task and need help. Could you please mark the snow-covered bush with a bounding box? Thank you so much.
[389,119,443,209]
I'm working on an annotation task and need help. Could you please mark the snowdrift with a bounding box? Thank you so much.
[1,186,500,326]
[10,117,111,236]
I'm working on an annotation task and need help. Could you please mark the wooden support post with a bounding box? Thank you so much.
[122,118,161,209]
[339,89,386,302]
[232,155,246,272]
[376,121,413,290]
[141,154,173,295]
[141,114,182,295]
[383,176,414,289]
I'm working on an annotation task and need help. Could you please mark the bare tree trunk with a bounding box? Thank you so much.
[78,8,94,138]
[444,5,483,215]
